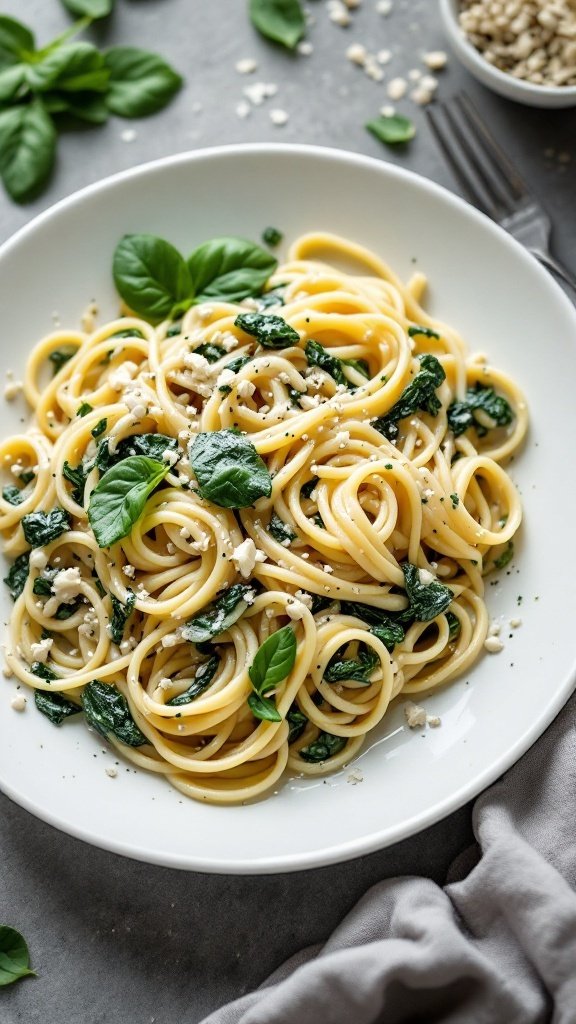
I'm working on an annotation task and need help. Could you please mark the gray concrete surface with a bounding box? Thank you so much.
[0,2,574,1022]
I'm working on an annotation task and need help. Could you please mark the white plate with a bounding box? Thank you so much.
[1,145,575,874]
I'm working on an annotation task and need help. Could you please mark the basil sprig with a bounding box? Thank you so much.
[234,312,299,349]
[248,625,296,722]
[113,234,277,323]
[0,925,35,987]
[249,0,306,50]
[189,429,272,509]
[87,455,168,547]
[182,583,258,644]
[82,680,146,746]
[0,14,181,203]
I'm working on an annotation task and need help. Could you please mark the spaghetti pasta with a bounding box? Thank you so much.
[0,232,527,804]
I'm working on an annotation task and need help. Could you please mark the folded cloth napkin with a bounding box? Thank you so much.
[200,691,576,1024]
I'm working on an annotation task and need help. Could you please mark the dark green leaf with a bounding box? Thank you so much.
[258,287,285,309]
[108,590,135,645]
[493,542,514,570]
[193,343,225,363]
[2,484,26,506]
[32,573,55,597]
[309,593,332,615]
[88,455,168,547]
[61,0,113,19]
[248,691,282,722]
[447,385,514,438]
[95,433,178,474]
[63,460,87,504]
[31,661,58,681]
[301,477,318,500]
[225,354,251,374]
[44,91,109,125]
[234,312,299,349]
[343,358,370,379]
[402,563,452,622]
[113,234,193,324]
[269,511,296,545]
[27,42,109,93]
[287,706,307,742]
[249,0,306,49]
[305,339,348,388]
[446,611,461,640]
[34,689,80,726]
[110,326,146,340]
[262,226,283,246]
[3,552,29,600]
[167,654,220,705]
[82,680,147,746]
[49,348,74,375]
[77,402,93,417]
[0,16,35,61]
[0,100,56,203]
[324,645,378,685]
[249,625,296,695]
[91,418,107,438]
[366,114,415,146]
[189,429,272,509]
[0,63,29,103]
[181,582,259,644]
[0,925,35,987]
[104,46,182,117]
[370,621,406,652]
[374,353,446,440]
[299,732,347,763]
[22,507,70,548]
[408,324,440,339]
[55,596,82,620]
[187,237,277,303]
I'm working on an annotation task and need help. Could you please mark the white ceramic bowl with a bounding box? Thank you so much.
[1,144,576,873]
[440,0,576,108]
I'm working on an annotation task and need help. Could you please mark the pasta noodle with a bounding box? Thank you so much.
[0,232,527,805]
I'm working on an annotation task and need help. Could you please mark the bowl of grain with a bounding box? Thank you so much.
[439,0,576,107]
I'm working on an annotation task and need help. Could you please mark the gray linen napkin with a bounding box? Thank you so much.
[200,691,576,1024]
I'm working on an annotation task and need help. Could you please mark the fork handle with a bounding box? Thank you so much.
[530,249,576,296]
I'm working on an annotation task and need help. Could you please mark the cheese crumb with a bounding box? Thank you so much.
[235,58,258,74]
[44,567,82,616]
[270,108,289,126]
[231,538,266,578]
[30,637,53,663]
[105,767,118,778]
[11,695,27,712]
[427,715,442,728]
[404,701,427,728]
[347,768,364,784]
[346,42,367,65]
[424,50,447,70]
[484,635,505,653]
[237,379,256,399]
[509,617,522,628]
[387,77,407,99]
[4,380,23,400]
[294,590,313,610]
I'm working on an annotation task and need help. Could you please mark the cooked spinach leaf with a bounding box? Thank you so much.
[299,731,347,763]
[258,288,285,309]
[34,688,80,725]
[493,542,514,570]
[48,347,75,375]
[77,401,93,416]
[82,679,146,746]
[3,553,30,600]
[2,484,26,505]
[63,459,87,504]
[446,610,461,641]
[447,385,514,438]
[31,661,58,681]
[108,590,135,645]
[370,621,406,652]
[305,340,348,388]
[301,477,318,500]
[374,353,446,440]
[182,582,260,644]
[402,563,452,622]
[189,429,272,509]
[225,354,252,374]
[269,511,296,545]
[287,706,307,743]
[91,417,107,438]
[88,455,168,548]
[324,645,379,685]
[193,342,225,363]
[21,507,70,548]
[0,924,35,987]
[166,653,220,705]
[234,312,299,349]
[94,432,178,474]
[408,324,440,339]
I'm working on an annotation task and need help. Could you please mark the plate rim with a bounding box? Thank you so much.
[1,142,575,874]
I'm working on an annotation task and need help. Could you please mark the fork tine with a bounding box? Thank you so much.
[426,103,499,218]
[457,94,530,202]
[444,97,517,214]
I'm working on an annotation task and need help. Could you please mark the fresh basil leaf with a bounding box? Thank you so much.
[77,402,93,416]
[402,563,452,622]
[0,100,56,203]
[49,348,74,375]
[187,237,277,303]
[166,654,220,705]
[44,91,109,125]
[193,343,225,363]
[3,552,29,600]
[61,0,113,19]
[408,324,440,339]
[91,418,107,438]
[0,63,29,103]
[249,0,306,50]
[110,326,146,340]
[299,732,347,763]
[88,455,168,547]
[2,484,26,506]
[446,610,461,641]
[249,625,296,695]
[104,46,182,117]
[113,234,193,324]
[493,542,514,571]
[268,511,296,545]
[305,340,350,388]
[262,226,283,247]
[22,507,70,548]
[366,114,416,146]
[447,385,514,438]
[287,705,307,742]
[324,645,378,685]
[181,582,259,644]
[248,691,282,722]
[234,312,299,349]
[82,680,147,746]
[63,459,87,504]
[108,590,135,645]
[374,353,446,441]
[0,16,35,62]
[189,429,272,509]
[27,42,109,93]
[34,688,81,726]
[0,925,35,987]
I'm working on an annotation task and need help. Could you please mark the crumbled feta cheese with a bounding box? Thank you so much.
[286,599,305,621]
[237,379,256,399]
[405,701,427,728]
[121,129,137,143]
[231,538,266,578]
[387,76,407,99]
[418,568,436,586]
[347,768,364,784]
[122,564,136,579]
[162,448,179,467]
[190,534,210,553]
[410,85,434,105]
[328,0,351,26]
[109,361,138,391]
[295,590,314,610]
[346,42,367,65]
[270,108,289,126]
[11,695,27,712]
[243,81,278,105]
[4,380,22,400]
[235,100,251,119]
[335,430,350,448]
[297,40,314,55]
[423,50,447,70]
[44,567,82,616]
[488,620,501,636]
[236,58,258,74]
[426,715,442,728]
[509,617,522,628]
[484,635,505,653]
[377,48,392,63]
[105,766,118,778]
[30,637,53,663]
[376,0,392,13]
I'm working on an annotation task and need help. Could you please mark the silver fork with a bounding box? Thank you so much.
[426,93,576,294]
